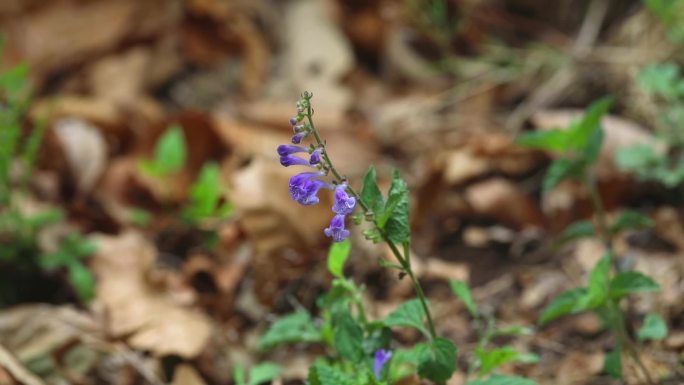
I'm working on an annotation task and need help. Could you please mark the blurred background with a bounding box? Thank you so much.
[1,0,684,384]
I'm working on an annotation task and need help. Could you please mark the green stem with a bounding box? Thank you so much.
[304,97,438,341]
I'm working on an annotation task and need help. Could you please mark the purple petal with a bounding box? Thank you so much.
[280,154,312,167]
[309,149,322,165]
[277,144,307,156]
[324,214,350,242]
[373,349,392,379]
[332,185,356,215]
[292,132,306,144]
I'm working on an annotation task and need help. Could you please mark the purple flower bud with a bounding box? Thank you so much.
[289,172,329,205]
[373,349,392,379]
[309,149,322,165]
[277,145,307,157]
[332,184,355,215]
[292,132,306,144]
[289,117,298,126]
[324,214,350,242]
[280,154,312,167]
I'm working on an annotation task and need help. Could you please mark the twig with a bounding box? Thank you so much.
[0,344,47,385]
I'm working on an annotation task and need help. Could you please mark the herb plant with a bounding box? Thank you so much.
[518,98,667,384]
[0,46,95,305]
[261,92,539,384]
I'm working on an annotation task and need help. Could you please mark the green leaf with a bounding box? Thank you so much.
[361,166,384,217]
[417,337,456,384]
[449,279,478,318]
[308,361,355,385]
[543,158,582,192]
[183,162,231,221]
[67,261,95,302]
[234,365,246,385]
[384,170,410,244]
[257,311,321,350]
[638,63,680,100]
[248,362,282,385]
[609,271,660,300]
[327,238,351,278]
[492,326,534,337]
[556,220,595,245]
[388,346,423,383]
[516,129,568,151]
[384,299,429,337]
[615,144,661,172]
[476,346,519,376]
[603,346,623,379]
[638,313,668,341]
[609,211,653,236]
[539,288,587,326]
[466,374,539,385]
[143,125,186,176]
[573,254,611,312]
[0,63,29,101]
[582,126,604,163]
[333,310,365,363]
[567,97,612,151]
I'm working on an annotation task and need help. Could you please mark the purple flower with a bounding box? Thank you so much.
[324,214,350,242]
[373,349,392,379]
[277,145,307,157]
[332,184,355,215]
[289,117,298,126]
[309,149,322,165]
[280,154,312,167]
[291,132,306,144]
[289,172,329,205]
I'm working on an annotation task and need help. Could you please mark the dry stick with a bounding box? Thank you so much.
[0,344,47,385]
[506,0,610,135]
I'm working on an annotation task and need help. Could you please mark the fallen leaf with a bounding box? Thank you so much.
[91,231,211,358]
[52,118,107,193]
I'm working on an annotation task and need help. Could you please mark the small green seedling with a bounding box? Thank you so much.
[140,125,187,177]
[182,161,232,223]
[450,280,539,385]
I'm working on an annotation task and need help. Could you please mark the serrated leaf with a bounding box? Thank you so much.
[248,362,281,385]
[450,279,478,318]
[308,361,355,385]
[516,129,568,151]
[557,220,595,245]
[257,311,321,350]
[384,170,410,244]
[327,238,351,278]
[466,374,539,385]
[539,288,587,326]
[361,166,384,217]
[609,211,653,236]
[417,338,456,384]
[543,158,582,191]
[604,346,623,379]
[476,346,519,376]
[384,299,428,337]
[609,271,660,300]
[573,254,611,312]
[333,310,365,363]
[638,313,668,341]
